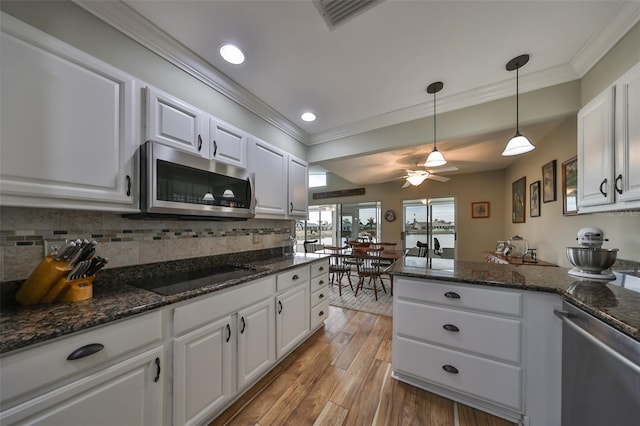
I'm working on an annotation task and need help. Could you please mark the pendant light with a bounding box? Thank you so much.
[502,54,535,156]
[424,81,447,168]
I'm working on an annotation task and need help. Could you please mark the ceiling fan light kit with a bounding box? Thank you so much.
[424,81,448,168]
[502,54,535,156]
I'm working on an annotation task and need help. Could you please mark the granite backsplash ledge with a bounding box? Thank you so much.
[0,206,295,282]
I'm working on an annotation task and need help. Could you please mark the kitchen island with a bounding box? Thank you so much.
[388,256,640,426]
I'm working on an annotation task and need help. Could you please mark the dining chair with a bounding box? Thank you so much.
[303,239,324,254]
[369,242,398,293]
[323,246,353,296]
[417,240,429,257]
[352,247,387,300]
[433,237,443,257]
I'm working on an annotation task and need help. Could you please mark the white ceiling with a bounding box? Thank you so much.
[90,0,639,185]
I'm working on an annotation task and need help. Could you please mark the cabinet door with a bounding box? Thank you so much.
[146,86,209,158]
[276,283,310,359]
[0,346,164,426]
[248,137,288,217]
[173,315,234,426]
[288,155,309,218]
[0,17,137,210]
[615,63,640,203]
[577,87,615,208]
[237,298,276,389]
[210,117,248,168]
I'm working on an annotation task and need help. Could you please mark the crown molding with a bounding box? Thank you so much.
[570,1,640,77]
[308,63,579,145]
[72,0,308,144]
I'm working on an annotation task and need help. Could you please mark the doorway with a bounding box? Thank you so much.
[402,197,456,258]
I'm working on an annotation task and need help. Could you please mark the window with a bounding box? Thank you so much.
[309,172,326,188]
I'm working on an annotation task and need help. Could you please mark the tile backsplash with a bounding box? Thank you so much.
[0,207,294,282]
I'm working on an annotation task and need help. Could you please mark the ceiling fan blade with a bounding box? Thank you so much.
[426,165,459,173]
[427,174,450,182]
[401,180,411,188]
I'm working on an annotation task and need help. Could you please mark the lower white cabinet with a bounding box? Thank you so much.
[237,297,277,390]
[0,311,165,426]
[276,282,310,359]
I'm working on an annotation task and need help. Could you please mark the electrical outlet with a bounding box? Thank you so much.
[253,233,259,244]
[44,240,65,257]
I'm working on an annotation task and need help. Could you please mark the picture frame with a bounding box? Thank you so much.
[562,156,578,215]
[530,180,541,217]
[542,160,557,202]
[512,176,526,223]
[471,201,490,218]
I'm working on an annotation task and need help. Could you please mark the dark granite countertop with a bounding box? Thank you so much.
[389,257,640,342]
[0,253,327,354]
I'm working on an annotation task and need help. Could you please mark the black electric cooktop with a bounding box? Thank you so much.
[130,264,263,296]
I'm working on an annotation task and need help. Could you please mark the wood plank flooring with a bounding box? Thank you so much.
[210,306,515,426]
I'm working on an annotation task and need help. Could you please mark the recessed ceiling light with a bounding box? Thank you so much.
[301,112,316,122]
[219,43,245,64]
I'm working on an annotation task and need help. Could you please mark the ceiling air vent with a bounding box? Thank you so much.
[313,0,383,30]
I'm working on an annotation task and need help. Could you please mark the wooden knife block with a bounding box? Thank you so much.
[16,256,93,305]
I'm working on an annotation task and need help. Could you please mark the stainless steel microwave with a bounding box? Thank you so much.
[129,141,255,220]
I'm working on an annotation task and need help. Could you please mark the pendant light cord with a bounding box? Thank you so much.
[515,66,519,134]
[433,91,437,149]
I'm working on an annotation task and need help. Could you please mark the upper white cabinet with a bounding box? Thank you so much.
[578,62,640,212]
[287,154,309,218]
[146,86,210,158]
[248,136,288,217]
[210,117,248,169]
[0,14,138,212]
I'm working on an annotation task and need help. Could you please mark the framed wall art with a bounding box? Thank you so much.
[512,176,526,223]
[530,180,541,217]
[471,201,490,218]
[542,160,557,202]
[562,156,578,215]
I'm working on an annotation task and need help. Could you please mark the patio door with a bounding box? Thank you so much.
[402,197,456,258]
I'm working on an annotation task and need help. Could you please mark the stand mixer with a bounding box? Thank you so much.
[566,227,618,281]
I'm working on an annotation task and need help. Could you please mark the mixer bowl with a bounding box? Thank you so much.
[566,247,618,273]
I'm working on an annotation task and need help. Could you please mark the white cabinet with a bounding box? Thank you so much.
[288,154,309,218]
[210,117,248,169]
[172,276,276,425]
[248,136,288,217]
[276,282,310,359]
[0,14,138,212]
[578,62,640,212]
[310,259,330,330]
[0,311,165,426]
[146,86,209,158]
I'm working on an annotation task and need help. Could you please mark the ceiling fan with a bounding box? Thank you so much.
[398,162,459,188]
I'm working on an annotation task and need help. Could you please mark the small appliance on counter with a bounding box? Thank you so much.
[566,227,618,281]
[15,240,108,305]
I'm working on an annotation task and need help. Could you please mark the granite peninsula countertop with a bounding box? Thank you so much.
[389,257,640,342]
[0,253,328,354]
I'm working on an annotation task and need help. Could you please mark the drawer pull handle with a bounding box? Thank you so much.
[319,266,325,271]
[443,324,460,332]
[319,293,324,299]
[278,300,283,314]
[444,291,460,299]
[240,316,246,334]
[212,139,217,156]
[125,175,132,196]
[442,364,459,374]
[615,174,623,195]
[67,343,104,360]
[599,178,608,198]
[292,274,299,280]
[198,134,203,151]
[154,357,161,382]
[319,280,325,285]
[225,324,231,342]
[319,310,324,316]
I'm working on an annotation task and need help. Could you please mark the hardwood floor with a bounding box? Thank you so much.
[211,306,515,426]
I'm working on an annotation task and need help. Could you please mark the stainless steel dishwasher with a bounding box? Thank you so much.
[555,301,640,426]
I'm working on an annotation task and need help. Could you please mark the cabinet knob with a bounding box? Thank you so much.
[319,280,325,285]
[443,324,460,332]
[319,293,324,299]
[442,364,459,374]
[319,310,324,316]
[444,291,461,299]
[67,343,104,360]
[292,274,299,280]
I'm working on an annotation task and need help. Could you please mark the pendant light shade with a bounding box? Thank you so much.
[424,81,447,167]
[502,54,535,156]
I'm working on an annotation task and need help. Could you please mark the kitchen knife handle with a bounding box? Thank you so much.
[67,343,104,360]
[126,175,131,196]
[615,174,623,195]
[599,178,608,197]
[240,316,246,334]
[154,357,161,382]
[197,134,203,151]
[444,291,460,299]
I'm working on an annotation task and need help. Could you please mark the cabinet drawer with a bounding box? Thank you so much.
[174,276,275,336]
[395,300,521,364]
[276,266,310,292]
[394,336,522,411]
[1,311,162,406]
[311,260,330,278]
[311,274,329,292]
[311,287,328,308]
[396,278,522,317]
[311,300,330,329]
